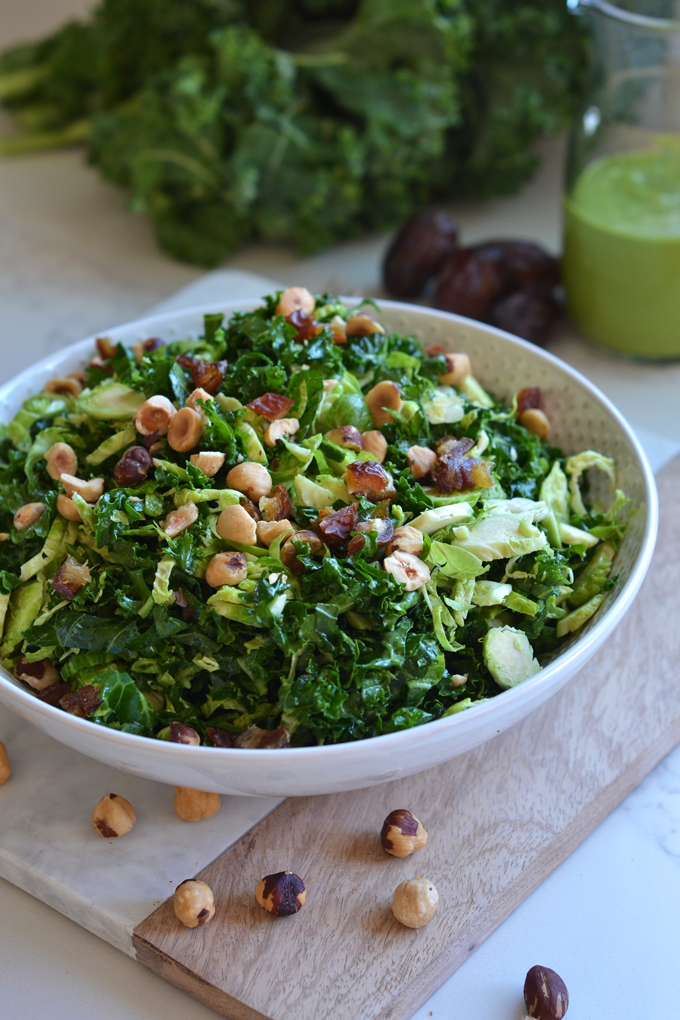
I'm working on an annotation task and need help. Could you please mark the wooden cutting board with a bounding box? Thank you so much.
[132,456,680,1020]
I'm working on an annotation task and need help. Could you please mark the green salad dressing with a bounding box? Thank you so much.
[563,148,680,357]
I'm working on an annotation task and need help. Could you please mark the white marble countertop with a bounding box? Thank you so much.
[2,4,680,1017]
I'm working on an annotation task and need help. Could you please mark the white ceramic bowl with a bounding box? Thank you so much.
[0,300,657,796]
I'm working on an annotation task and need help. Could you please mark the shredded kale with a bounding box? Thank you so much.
[0,291,630,746]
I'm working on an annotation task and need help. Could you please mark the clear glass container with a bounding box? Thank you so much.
[563,0,680,358]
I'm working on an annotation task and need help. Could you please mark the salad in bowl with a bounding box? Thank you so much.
[0,288,633,754]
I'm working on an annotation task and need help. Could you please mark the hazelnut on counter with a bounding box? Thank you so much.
[174,787,221,822]
[381,809,428,857]
[0,742,10,785]
[524,965,569,1019]
[391,877,438,928]
[173,879,216,928]
[255,871,306,916]
[92,793,137,838]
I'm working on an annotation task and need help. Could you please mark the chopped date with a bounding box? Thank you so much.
[316,504,358,545]
[285,309,318,343]
[235,725,291,749]
[59,684,103,717]
[247,392,295,421]
[516,387,541,415]
[176,355,227,394]
[240,497,262,522]
[490,286,561,347]
[96,337,116,360]
[434,436,475,457]
[259,484,291,522]
[37,682,71,706]
[433,454,493,493]
[207,725,291,749]
[52,555,91,601]
[173,588,195,621]
[207,727,237,748]
[344,461,395,502]
[383,211,459,298]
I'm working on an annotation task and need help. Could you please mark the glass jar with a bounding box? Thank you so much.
[563,0,680,358]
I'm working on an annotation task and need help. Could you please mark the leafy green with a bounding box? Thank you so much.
[0,0,587,265]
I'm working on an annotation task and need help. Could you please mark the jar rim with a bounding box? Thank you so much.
[568,0,680,30]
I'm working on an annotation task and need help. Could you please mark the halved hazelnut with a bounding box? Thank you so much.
[163,502,199,538]
[190,451,225,477]
[45,442,78,480]
[131,337,164,362]
[437,352,471,387]
[205,551,248,587]
[256,871,306,916]
[383,551,431,591]
[44,377,82,398]
[264,417,299,448]
[185,387,214,415]
[61,474,105,504]
[257,519,295,548]
[365,380,403,428]
[276,287,315,317]
[216,504,257,545]
[384,525,423,557]
[56,494,82,522]
[134,395,176,436]
[518,407,550,441]
[226,462,272,502]
[324,426,362,452]
[13,502,47,530]
[15,657,61,692]
[361,430,387,463]
[346,311,385,337]
[280,530,324,575]
[168,407,203,452]
[406,445,437,480]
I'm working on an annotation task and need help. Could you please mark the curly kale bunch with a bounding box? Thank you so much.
[0,0,587,265]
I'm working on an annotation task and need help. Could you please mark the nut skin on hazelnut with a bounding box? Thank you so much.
[381,809,428,857]
[391,877,438,929]
[173,879,216,928]
[255,871,306,916]
[174,786,221,822]
[91,793,137,838]
[524,965,569,1019]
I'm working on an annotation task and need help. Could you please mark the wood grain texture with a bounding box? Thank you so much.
[134,457,680,1020]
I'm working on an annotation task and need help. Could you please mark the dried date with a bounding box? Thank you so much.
[59,685,103,717]
[285,309,318,343]
[492,241,560,289]
[383,211,459,298]
[247,392,295,421]
[433,453,493,493]
[315,503,358,546]
[516,387,541,415]
[434,247,506,320]
[490,286,561,347]
[259,484,292,522]
[176,355,227,394]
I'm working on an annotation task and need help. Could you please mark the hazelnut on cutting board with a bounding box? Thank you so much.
[524,965,569,1019]
[381,809,428,857]
[391,878,438,928]
[256,871,306,916]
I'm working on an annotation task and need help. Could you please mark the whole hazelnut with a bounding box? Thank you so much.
[174,786,221,822]
[524,965,569,1019]
[113,445,152,486]
[381,808,428,857]
[255,871,306,916]
[173,879,215,928]
[391,877,438,928]
[92,793,137,838]
[0,742,10,786]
